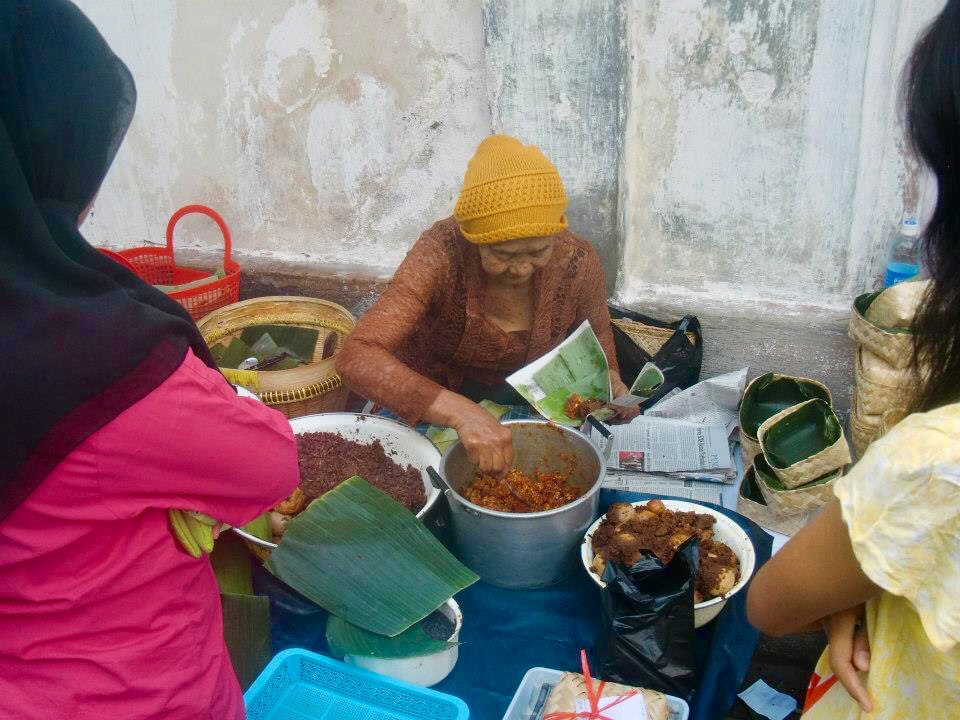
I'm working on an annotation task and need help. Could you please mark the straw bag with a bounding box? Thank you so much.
[758,399,851,489]
[118,205,241,321]
[197,296,355,419]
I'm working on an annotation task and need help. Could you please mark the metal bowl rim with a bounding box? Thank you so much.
[233,411,441,550]
[438,419,606,520]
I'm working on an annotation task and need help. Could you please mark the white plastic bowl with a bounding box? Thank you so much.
[580,499,756,627]
[232,412,441,550]
[341,598,462,687]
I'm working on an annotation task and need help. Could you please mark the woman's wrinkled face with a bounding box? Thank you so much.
[478,236,556,285]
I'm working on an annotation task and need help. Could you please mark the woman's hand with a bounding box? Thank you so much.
[427,390,513,475]
[454,403,514,475]
[605,374,640,424]
[824,605,873,713]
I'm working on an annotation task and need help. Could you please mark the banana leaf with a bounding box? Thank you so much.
[754,449,842,490]
[265,476,479,637]
[761,399,842,469]
[214,337,254,369]
[220,592,271,690]
[326,611,457,659]
[240,324,319,363]
[241,513,273,543]
[740,373,832,437]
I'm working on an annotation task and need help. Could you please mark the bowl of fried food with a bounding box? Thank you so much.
[580,499,755,627]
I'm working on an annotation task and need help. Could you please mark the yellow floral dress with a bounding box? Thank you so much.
[802,403,960,719]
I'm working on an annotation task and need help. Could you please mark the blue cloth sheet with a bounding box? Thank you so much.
[256,488,771,720]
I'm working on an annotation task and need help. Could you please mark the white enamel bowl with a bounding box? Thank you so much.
[232,412,441,550]
[580,499,756,627]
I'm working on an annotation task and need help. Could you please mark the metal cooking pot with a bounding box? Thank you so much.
[437,420,604,589]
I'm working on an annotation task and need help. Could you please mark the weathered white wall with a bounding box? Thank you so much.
[618,0,942,319]
[76,0,490,271]
[75,0,946,402]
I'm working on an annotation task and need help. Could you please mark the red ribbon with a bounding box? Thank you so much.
[543,650,639,720]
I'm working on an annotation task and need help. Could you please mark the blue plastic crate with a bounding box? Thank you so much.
[245,649,470,720]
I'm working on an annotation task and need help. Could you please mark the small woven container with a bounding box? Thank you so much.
[740,433,762,470]
[758,399,851,489]
[737,465,809,535]
[848,292,914,369]
[739,373,832,468]
[197,296,355,419]
[754,456,842,516]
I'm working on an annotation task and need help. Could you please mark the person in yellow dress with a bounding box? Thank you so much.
[747,4,960,718]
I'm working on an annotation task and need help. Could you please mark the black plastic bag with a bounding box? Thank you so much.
[608,305,703,408]
[598,540,699,702]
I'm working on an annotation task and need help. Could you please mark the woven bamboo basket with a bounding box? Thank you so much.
[854,346,916,416]
[197,296,355,419]
[848,293,914,369]
[849,394,882,459]
[737,465,809,535]
[757,399,851,489]
[738,373,832,469]
[754,456,843,516]
[611,318,697,357]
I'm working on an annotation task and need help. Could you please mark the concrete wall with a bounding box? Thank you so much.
[77,0,490,270]
[76,0,945,406]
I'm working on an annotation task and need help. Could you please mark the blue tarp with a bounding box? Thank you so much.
[255,490,772,720]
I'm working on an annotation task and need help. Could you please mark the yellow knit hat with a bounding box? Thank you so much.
[454,135,568,244]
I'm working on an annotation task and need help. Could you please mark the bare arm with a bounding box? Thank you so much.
[746,499,881,637]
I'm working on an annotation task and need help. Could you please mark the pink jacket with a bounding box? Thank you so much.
[0,350,299,719]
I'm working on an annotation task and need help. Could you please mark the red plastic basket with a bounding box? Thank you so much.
[117,205,240,321]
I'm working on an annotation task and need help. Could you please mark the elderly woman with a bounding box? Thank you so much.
[338,135,633,473]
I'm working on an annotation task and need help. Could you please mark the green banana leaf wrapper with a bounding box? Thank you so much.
[739,372,833,440]
[265,476,478,637]
[757,399,851,489]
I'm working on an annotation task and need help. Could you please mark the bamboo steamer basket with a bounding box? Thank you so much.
[197,296,355,419]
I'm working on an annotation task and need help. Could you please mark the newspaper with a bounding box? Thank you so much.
[507,320,611,426]
[645,368,748,435]
[597,416,733,475]
[602,473,724,505]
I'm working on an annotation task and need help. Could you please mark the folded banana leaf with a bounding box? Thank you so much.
[740,373,832,438]
[266,476,479,637]
[240,324,319,363]
[220,592,271,690]
[326,610,456,659]
[212,337,254,369]
[761,398,843,469]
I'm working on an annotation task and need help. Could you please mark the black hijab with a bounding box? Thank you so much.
[0,0,216,521]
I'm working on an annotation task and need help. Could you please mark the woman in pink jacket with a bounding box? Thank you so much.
[0,2,298,718]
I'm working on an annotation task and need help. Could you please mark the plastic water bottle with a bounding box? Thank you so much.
[884,217,921,287]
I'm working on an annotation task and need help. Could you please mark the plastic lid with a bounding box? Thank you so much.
[902,217,920,237]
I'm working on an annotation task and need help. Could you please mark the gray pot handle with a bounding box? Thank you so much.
[427,466,481,519]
